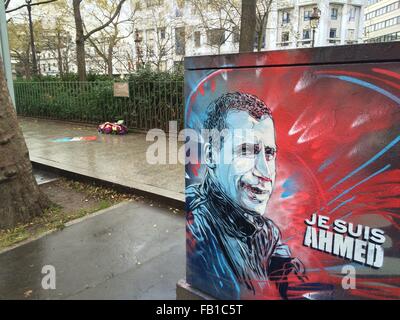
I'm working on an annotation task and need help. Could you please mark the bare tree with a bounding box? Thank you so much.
[86,1,135,76]
[5,0,11,10]
[7,16,45,78]
[189,0,240,54]
[6,0,60,75]
[41,29,75,77]
[5,0,58,14]
[72,0,126,81]
[255,0,273,51]
[189,0,274,54]
[39,0,75,77]
[0,56,50,229]
[140,9,178,71]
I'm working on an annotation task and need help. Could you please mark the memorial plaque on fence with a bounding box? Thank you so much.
[114,82,129,97]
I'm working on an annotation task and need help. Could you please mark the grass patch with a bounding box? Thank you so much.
[0,178,131,251]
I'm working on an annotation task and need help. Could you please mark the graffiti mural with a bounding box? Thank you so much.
[185,45,400,300]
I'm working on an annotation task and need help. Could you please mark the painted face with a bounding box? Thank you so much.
[211,110,277,216]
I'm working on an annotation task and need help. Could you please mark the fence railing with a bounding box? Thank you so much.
[14,80,184,132]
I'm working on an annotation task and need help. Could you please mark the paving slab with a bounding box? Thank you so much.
[0,202,185,300]
[33,167,60,185]
[19,117,185,203]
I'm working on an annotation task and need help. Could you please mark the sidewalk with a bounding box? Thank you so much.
[0,201,185,299]
[19,117,185,203]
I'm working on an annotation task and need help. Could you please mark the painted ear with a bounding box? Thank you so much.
[204,143,216,169]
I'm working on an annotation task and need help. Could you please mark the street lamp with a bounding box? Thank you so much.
[309,7,321,48]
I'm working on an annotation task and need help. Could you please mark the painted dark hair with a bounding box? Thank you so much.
[204,92,272,131]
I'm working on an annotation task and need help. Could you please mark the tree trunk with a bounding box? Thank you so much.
[73,0,86,81]
[27,3,38,76]
[64,46,70,74]
[257,16,266,52]
[239,0,257,53]
[56,31,64,77]
[0,58,50,229]
[107,45,113,76]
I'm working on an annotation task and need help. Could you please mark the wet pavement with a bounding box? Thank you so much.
[19,117,185,202]
[0,201,185,300]
[33,167,60,185]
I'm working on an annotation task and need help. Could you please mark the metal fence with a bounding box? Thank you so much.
[14,80,184,132]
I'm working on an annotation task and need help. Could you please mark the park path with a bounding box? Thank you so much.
[0,117,187,299]
[0,201,185,299]
[19,117,185,203]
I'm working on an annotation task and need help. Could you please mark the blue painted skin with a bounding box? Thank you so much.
[186,93,306,299]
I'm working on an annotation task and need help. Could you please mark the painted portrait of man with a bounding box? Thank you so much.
[186,92,306,300]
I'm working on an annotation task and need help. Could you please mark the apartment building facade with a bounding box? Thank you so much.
[131,0,367,71]
[273,0,365,49]
[364,0,400,43]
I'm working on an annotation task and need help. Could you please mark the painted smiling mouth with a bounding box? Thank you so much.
[240,181,269,196]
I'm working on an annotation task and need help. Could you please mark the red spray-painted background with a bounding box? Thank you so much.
[185,56,400,299]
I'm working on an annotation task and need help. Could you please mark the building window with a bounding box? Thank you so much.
[365,16,400,33]
[146,29,154,42]
[346,29,356,44]
[349,7,356,22]
[302,29,311,45]
[159,28,166,40]
[207,29,225,47]
[175,6,183,17]
[329,28,337,39]
[146,0,163,8]
[282,11,290,24]
[304,10,312,21]
[194,31,201,47]
[366,31,400,43]
[146,29,155,54]
[331,7,338,20]
[134,1,141,11]
[254,32,266,49]
[347,29,355,40]
[175,27,185,55]
[281,32,290,45]
[365,1,400,20]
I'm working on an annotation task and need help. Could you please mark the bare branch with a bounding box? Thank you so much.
[88,37,108,61]
[6,0,58,14]
[83,0,126,40]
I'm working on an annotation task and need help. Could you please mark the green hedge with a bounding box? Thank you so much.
[14,70,184,131]
[16,69,184,83]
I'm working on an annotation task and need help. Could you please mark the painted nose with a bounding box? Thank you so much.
[254,148,272,182]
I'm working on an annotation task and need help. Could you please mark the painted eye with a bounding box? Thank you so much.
[265,147,276,161]
[241,144,259,156]
[241,144,254,156]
